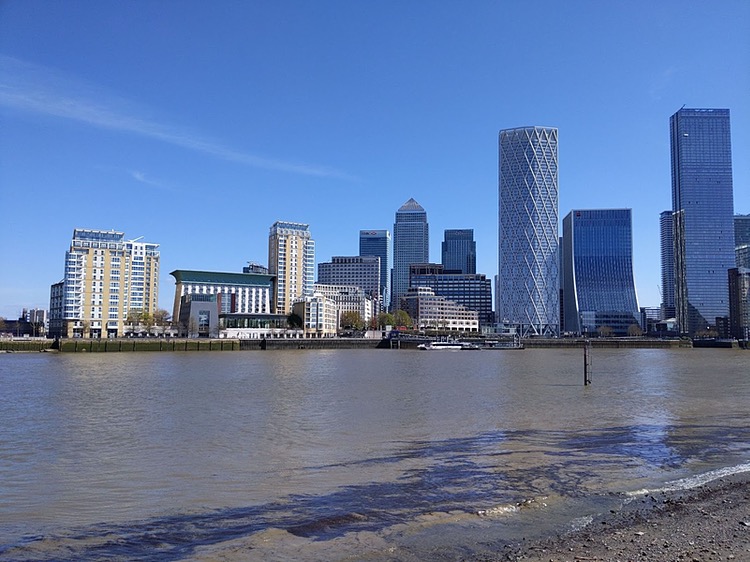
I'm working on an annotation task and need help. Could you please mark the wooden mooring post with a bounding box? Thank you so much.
[583,339,592,385]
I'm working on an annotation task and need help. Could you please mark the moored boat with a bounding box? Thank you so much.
[479,339,524,350]
[417,341,480,350]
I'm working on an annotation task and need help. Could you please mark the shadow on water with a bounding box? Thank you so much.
[3,422,749,561]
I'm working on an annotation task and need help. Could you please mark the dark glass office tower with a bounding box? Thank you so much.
[392,198,428,311]
[737,213,750,268]
[441,229,476,274]
[358,230,391,311]
[659,210,676,320]
[563,209,639,336]
[670,108,734,335]
[735,215,750,247]
[409,263,493,326]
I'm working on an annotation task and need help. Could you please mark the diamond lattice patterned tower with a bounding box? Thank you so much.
[498,126,559,337]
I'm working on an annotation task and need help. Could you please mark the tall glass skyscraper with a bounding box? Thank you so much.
[392,198,428,311]
[441,229,476,274]
[359,229,391,311]
[562,209,639,336]
[659,210,676,320]
[498,126,559,336]
[670,108,734,335]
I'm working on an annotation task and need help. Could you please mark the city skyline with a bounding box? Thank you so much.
[1,2,748,320]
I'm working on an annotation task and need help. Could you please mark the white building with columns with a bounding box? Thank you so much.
[170,270,275,321]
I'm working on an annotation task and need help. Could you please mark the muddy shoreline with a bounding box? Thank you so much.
[480,474,750,562]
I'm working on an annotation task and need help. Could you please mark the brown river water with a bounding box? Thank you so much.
[1,348,748,560]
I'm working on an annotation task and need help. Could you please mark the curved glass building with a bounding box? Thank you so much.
[498,126,559,336]
[562,209,639,336]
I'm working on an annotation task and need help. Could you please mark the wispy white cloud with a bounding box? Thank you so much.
[128,170,178,192]
[0,55,357,181]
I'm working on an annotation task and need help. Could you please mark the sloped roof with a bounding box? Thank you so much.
[397,198,425,212]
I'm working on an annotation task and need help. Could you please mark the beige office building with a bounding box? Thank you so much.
[292,293,338,338]
[312,283,374,326]
[268,221,315,315]
[50,229,159,338]
[401,286,479,332]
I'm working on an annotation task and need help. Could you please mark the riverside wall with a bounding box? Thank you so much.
[0,337,383,352]
[0,339,55,352]
[0,337,719,353]
[521,338,694,349]
[0,338,239,353]
[240,338,386,351]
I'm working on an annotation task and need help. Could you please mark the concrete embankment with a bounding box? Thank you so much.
[58,338,241,352]
[0,338,240,353]
[0,337,384,353]
[0,339,56,352]
[241,338,386,351]
[521,337,693,349]
[254,337,698,350]
[0,337,711,353]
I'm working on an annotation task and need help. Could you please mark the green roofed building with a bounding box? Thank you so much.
[170,269,276,322]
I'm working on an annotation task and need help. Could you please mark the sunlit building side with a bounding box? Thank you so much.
[312,283,374,327]
[400,286,479,333]
[409,263,493,327]
[50,228,159,338]
[268,221,315,315]
[318,256,380,313]
[498,126,559,336]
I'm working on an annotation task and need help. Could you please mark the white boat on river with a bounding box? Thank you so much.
[417,341,480,350]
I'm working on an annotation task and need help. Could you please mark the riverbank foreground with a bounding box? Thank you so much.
[487,474,750,562]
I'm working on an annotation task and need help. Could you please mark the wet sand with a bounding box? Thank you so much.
[481,474,750,562]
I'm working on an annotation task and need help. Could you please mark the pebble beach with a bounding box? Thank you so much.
[483,474,750,562]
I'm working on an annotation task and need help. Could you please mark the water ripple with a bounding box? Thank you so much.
[3,422,749,561]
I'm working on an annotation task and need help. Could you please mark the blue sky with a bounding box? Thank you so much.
[1,1,748,320]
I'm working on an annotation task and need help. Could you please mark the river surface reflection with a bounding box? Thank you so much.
[0,348,748,560]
